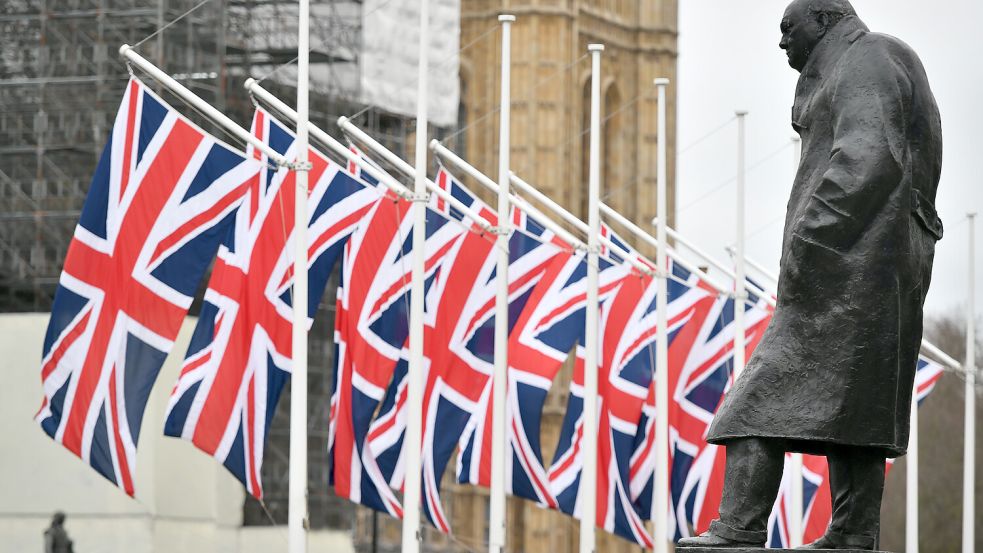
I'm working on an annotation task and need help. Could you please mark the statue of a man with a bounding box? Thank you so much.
[679,0,942,550]
[44,512,74,553]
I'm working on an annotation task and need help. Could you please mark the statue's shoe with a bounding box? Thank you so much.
[676,531,763,548]
[797,531,877,550]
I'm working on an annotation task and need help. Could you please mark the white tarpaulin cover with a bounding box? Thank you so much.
[361,0,461,127]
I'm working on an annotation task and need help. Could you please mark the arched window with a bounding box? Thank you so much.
[580,80,629,222]
[603,84,629,219]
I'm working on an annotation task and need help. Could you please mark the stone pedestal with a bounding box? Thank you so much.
[676,549,890,553]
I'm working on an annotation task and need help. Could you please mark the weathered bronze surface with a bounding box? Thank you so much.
[676,549,891,553]
[679,0,942,549]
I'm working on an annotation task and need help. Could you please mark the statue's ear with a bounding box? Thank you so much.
[816,12,831,36]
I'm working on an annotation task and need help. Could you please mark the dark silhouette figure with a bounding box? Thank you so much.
[678,0,942,550]
[44,512,73,553]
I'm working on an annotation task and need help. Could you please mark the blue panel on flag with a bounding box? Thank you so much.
[538,307,585,350]
[267,118,294,157]
[43,285,90,354]
[150,209,237,298]
[515,383,547,460]
[163,380,200,437]
[185,301,220,358]
[183,144,245,202]
[123,332,167,443]
[40,380,70,438]
[79,132,113,240]
[686,363,730,414]
[223,426,248,484]
[136,91,168,167]
[88,407,117,485]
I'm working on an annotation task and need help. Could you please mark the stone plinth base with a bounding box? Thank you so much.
[676,549,890,553]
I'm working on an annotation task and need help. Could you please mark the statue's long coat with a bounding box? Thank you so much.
[706,16,943,457]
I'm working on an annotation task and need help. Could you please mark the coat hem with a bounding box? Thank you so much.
[705,432,906,458]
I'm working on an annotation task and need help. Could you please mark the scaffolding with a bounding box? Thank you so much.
[0,0,440,536]
[0,0,422,310]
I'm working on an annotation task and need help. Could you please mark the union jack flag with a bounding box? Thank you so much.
[454,220,574,509]
[549,246,714,547]
[162,108,381,498]
[495,236,629,506]
[36,78,260,495]
[627,280,772,539]
[329,159,466,520]
[363,166,567,531]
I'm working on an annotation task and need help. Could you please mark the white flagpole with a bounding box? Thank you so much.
[288,0,310,550]
[489,13,514,553]
[118,46,289,166]
[788,134,804,549]
[733,110,748,378]
[580,43,604,553]
[964,211,977,553]
[402,1,429,551]
[907,384,919,553]
[653,77,671,553]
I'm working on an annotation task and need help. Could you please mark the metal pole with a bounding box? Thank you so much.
[118,46,289,166]
[964,212,977,553]
[580,43,604,553]
[603,206,730,296]
[788,134,804,548]
[429,141,585,250]
[907,389,919,553]
[244,79,413,200]
[288,0,310,550]
[403,1,429,551]
[338,118,495,232]
[653,77,670,553]
[733,111,748,378]
[489,14,514,553]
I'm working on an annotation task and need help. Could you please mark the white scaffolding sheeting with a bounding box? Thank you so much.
[361,0,461,126]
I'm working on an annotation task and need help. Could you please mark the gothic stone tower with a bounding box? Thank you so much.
[352,2,678,552]
[455,1,678,552]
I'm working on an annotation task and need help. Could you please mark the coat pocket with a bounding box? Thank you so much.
[911,188,943,240]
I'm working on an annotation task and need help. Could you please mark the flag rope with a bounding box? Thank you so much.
[678,116,737,156]
[510,89,647,182]
[678,141,793,213]
[131,0,215,49]
[442,53,590,145]
[125,65,278,168]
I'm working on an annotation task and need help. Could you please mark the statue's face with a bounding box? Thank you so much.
[779,2,825,72]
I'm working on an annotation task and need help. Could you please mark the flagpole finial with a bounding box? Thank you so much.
[498,14,515,22]
[588,43,605,52]
[653,77,670,86]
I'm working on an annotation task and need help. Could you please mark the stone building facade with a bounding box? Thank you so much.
[354,1,678,552]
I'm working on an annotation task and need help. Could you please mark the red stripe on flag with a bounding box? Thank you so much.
[119,81,140,200]
[108,365,135,496]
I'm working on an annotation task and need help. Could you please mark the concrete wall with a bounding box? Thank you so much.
[0,313,353,553]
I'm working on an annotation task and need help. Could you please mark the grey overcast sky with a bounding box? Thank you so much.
[675,0,983,320]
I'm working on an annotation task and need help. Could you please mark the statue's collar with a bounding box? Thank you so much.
[798,16,869,81]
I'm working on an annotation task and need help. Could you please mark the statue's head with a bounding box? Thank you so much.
[780,0,858,71]
[52,511,65,526]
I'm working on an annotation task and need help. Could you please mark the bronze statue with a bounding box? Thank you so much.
[678,0,942,550]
